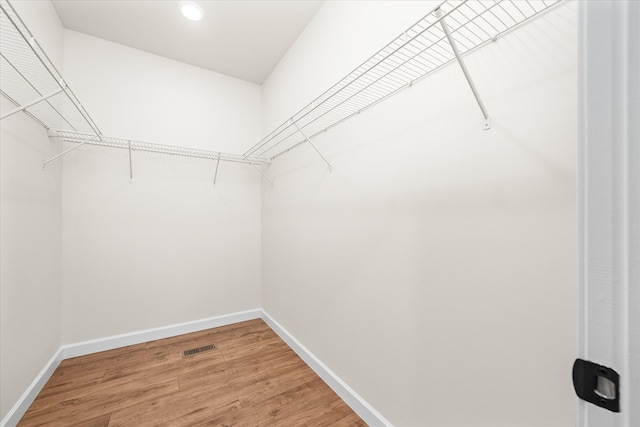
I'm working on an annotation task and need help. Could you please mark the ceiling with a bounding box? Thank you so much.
[51,0,324,84]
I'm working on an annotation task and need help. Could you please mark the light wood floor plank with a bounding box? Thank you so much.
[18,319,366,426]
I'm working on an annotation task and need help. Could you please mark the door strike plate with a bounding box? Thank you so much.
[572,358,620,412]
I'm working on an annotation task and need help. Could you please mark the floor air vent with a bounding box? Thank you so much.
[183,344,217,357]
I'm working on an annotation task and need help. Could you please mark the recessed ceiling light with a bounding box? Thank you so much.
[180,1,203,21]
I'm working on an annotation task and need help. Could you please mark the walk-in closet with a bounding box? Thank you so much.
[1,0,638,426]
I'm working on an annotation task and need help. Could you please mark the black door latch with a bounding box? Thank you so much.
[572,358,620,412]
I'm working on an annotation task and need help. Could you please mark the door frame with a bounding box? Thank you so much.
[578,1,639,426]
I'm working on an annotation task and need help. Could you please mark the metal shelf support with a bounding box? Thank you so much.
[292,121,333,172]
[128,141,133,181]
[213,155,221,186]
[251,163,273,186]
[0,87,64,121]
[435,7,491,130]
[43,134,98,168]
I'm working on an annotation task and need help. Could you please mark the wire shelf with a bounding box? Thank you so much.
[50,129,271,166]
[1,0,269,174]
[244,0,561,160]
[2,0,561,177]
[0,0,101,134]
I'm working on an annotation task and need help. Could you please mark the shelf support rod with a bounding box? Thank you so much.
[0,87,64,121]
[250,163,273,186]
[213,155,221,186]
[128,142,133,181]
[436,8,491,130]
[43,134,98,168]
[292,121,333,172]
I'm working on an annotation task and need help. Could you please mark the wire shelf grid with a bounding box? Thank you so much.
[2,0,269,171]
[244,0,561,160]
[51,129,271,166]
[2,0,559,175]
[0,0,101,134]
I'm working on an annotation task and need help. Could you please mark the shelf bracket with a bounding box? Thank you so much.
[250,163,273,186]
[292,121,333,172]
[43,133,99,168]
[213,155,221,186]
[128,141,133,181]
[0,87,64,121]
[436,8,491,130]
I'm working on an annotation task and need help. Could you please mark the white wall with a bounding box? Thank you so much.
[261,2,577,426]
[0,1,64,420]
[60,31,262,344]
[2,1,579,425]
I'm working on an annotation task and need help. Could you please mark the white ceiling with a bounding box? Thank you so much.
[51,0,324,84]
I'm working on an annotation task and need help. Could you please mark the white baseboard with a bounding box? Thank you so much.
[3,309,390,427]
[63,309,261,359]
[1,309,260,427]
[1,348,63,427]
[260,310,393,427]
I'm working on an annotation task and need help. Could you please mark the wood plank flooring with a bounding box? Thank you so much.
[18,319,366,426]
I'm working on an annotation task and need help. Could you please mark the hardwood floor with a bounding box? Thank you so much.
[18,319,366,426]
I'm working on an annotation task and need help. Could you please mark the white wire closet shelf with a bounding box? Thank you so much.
[50,129,271,166]
[2,0,560,182]
[0,0,100,135]
[1,0,270,178]
[244,0,561,161]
